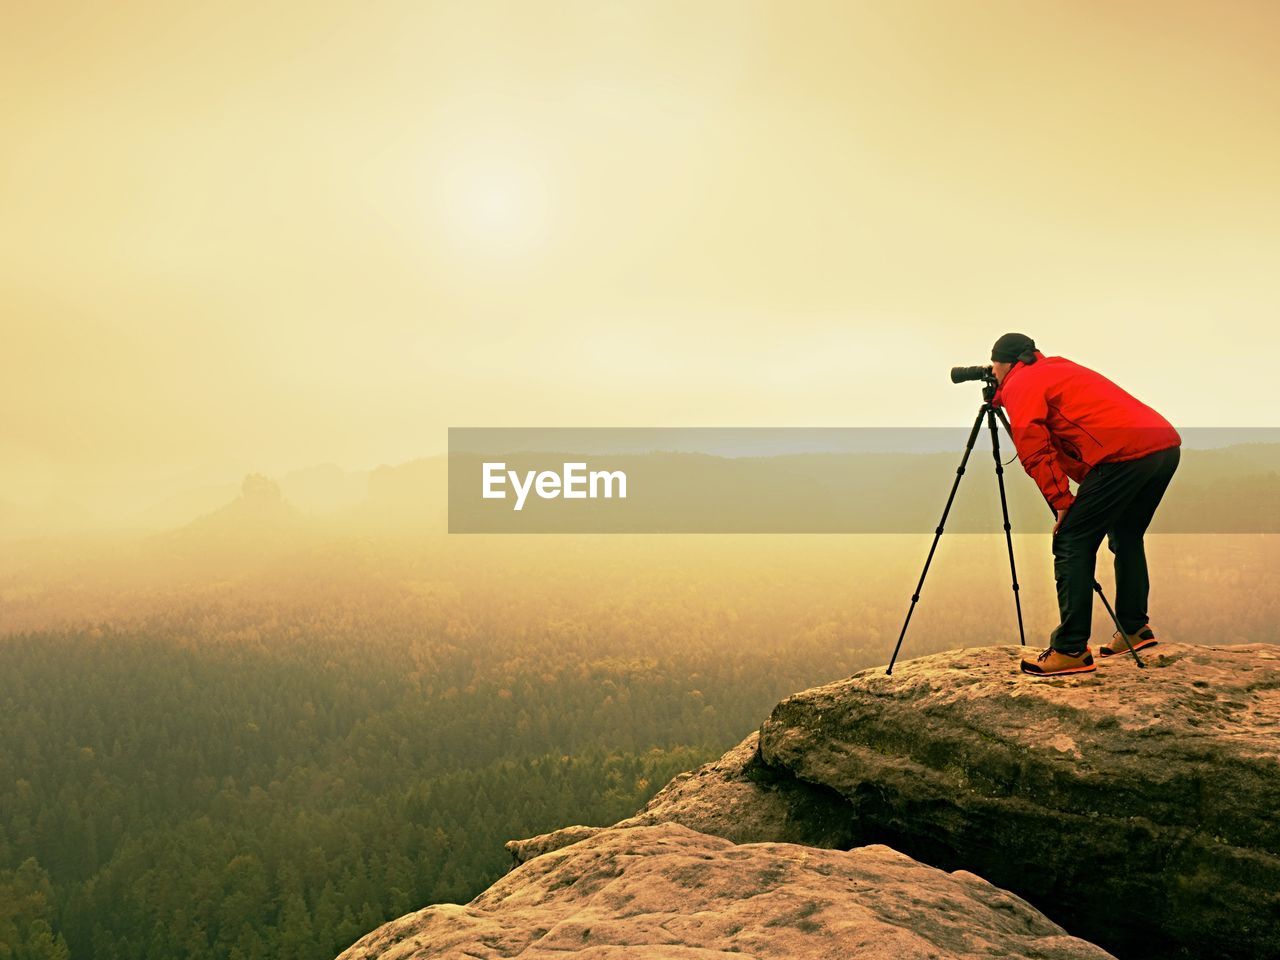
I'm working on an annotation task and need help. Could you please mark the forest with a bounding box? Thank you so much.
[1,531,1276,959]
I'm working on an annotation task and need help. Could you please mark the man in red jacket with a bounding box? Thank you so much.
[989,333,1181,678]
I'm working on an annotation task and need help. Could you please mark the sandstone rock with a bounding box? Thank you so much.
[758,642,1280,960]
[338,822,1115,959]
[506,731,855,866]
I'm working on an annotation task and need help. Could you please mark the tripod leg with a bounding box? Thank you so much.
[986,408,1026,646]
[887,405,987,675]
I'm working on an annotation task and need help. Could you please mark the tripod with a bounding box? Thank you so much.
[886,378,1147,674]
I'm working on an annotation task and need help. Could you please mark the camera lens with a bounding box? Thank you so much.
[950,365,993,384]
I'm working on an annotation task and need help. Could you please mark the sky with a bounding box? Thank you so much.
[3,0,1278,521]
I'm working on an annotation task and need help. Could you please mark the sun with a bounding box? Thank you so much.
[429,132,552,258]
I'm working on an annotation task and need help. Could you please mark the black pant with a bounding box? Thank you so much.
[1049,445,1180,654]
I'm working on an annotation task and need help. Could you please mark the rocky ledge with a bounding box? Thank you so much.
[340,642,1280,960]
[754,642,1280,960]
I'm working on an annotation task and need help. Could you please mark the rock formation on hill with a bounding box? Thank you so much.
[338,642,1280,960]
[339,821,1114,960]
[753,643,1280,960]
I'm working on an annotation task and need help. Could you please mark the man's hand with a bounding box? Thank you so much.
[1053,508,1068,536]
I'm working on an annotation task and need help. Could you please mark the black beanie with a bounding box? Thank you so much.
[991,332,1037,364]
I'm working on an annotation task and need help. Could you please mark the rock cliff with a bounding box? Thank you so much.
[754,642,1280,960]
[339,642,1280,959]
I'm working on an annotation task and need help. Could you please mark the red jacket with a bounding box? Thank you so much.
[992,352,1180,512]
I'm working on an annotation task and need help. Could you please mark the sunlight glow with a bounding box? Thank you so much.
[430,133,552,258]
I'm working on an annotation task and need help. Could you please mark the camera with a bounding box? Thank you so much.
[950,364,994,384]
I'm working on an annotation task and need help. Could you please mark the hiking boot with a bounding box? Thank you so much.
[1100,625,1158,658]
[1020,645,1096,677]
